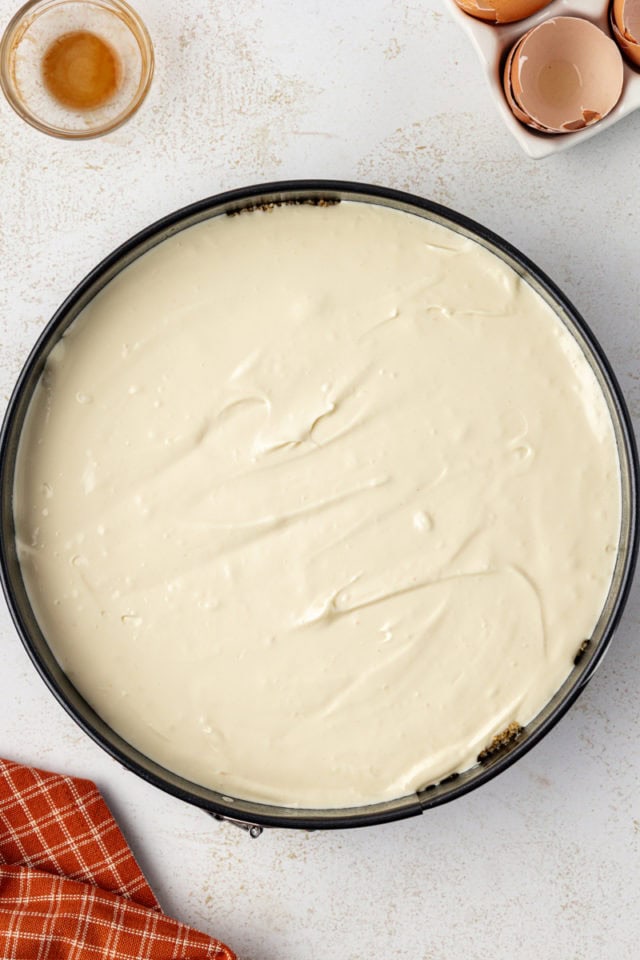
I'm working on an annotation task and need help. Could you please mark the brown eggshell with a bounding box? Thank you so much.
[502,34,551,129]
[610,14,640,66]
[503,37,531,123]
[611,0,640,66]
[510,17,624,133]
[454,0,552,24]
[505,32,558,130]
[613,0,629,35]
[613,0,640,41]
[454,0,501,23]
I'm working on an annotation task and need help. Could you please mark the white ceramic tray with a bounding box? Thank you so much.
[445,0,640,158]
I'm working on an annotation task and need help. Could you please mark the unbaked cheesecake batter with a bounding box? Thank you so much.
[14,201,621,808]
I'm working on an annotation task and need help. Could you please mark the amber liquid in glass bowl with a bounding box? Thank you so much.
[42,29,120,109]
[0,0,153,138]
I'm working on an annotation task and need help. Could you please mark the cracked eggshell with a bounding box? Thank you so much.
[453,0,552,24]
[503,33,553,130]
[611,0,640,66]
[510,17,624,133]
[503,37,531,124]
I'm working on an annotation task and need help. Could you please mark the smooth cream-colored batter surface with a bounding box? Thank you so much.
[14,201,621,808]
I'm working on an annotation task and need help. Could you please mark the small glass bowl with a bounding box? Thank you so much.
[0,0,154,139]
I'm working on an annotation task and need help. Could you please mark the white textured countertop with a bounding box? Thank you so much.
[1,2,639,958]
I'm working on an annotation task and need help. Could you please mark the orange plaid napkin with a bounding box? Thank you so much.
[0,757,235,960]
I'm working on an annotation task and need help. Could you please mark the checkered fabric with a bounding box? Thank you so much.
[0,758,235,959]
